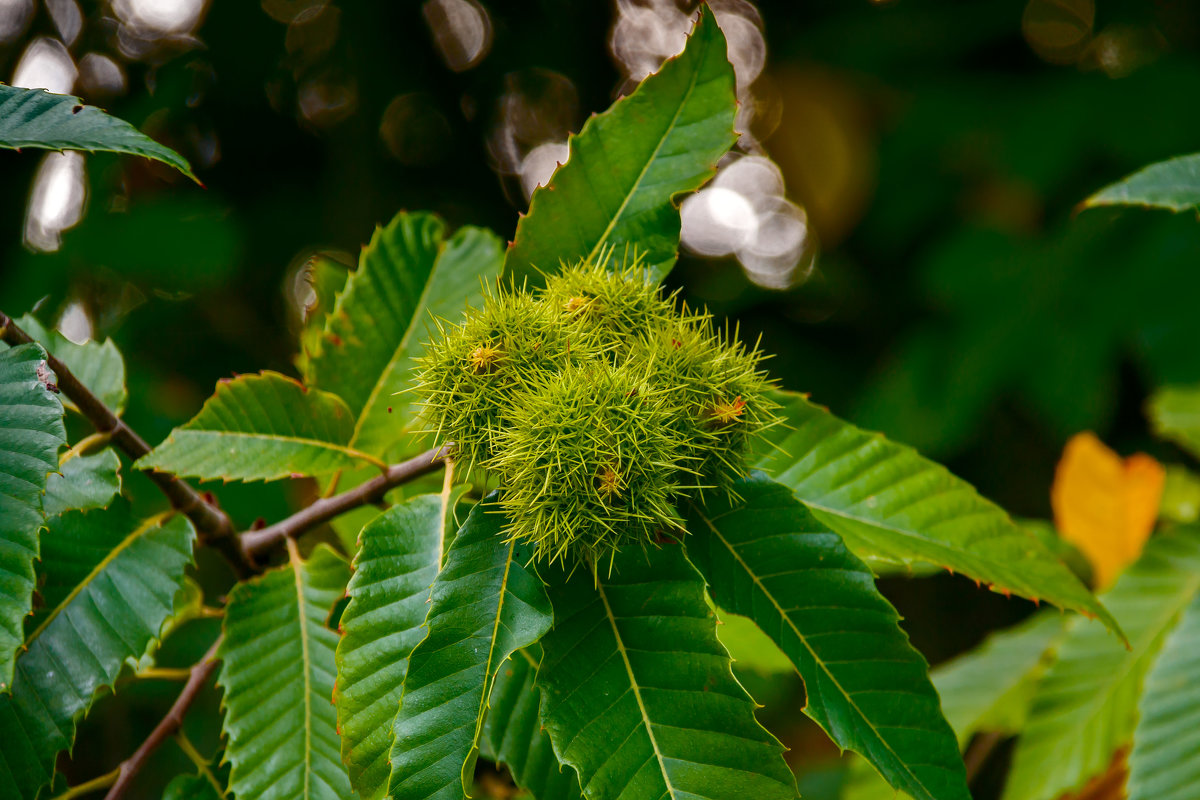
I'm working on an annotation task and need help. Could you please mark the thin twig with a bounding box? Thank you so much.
[240,446,447,557]
[964,730,1004,784]
[47,768,121,800]
[0,311,254,576]
[103,638,222,800]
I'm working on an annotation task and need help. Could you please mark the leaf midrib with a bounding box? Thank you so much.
[25,511,170,646]
[288,538,315,800]
[692,506,935,800]
[582,27,710,266]
[349,237,443,449]
[167,428,386,470]
[466,539,518,791]
[594,578,677,799]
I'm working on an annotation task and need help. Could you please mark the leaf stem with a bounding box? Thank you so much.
[136,667,194,681]
[46,768,121,800]
[59,430,112,465]
[103,637,222,800]
[0,310,255,576]
[173,731,226,797]
[239,445,447,557]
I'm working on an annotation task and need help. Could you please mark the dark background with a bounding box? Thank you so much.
[3,1,1197,796]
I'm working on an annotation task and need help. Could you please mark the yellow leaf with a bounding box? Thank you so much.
[1051,432,1165,590]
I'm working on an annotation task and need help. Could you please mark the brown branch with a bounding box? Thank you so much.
[241,446,447,557]
[0,311,255,576]
[964,730,1004,784]
[104,638,222,800]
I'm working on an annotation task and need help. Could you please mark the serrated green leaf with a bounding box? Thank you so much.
[138,371,382,483]
[1004,528,1200,800]
[755,391,1119,633]
[932,611,1065,743]
[686,475,968,800]
[0,342,65,692]
[0,84,196,180]
[1148,384,1200,460]
[1128,590,1200,800]
[481,645,583,800]
[536,544,798,800]
[503,7,736,286]
[1084,153,1200,212]
[335,490,466,800]
[304,211,504,458]
[43,448,121,517]
[219,543,352,800]
[0,507,195,800]
[386,498,553,800]
[8,314,127,415]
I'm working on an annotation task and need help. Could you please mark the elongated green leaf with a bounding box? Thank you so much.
[138,371,381,482]
[0,506,195,800]
[1004,528,1200,800]
[1148,384,1200,460]
[0,342,65,691]
[387,498,553,800]
[756,391,1118,632]
[686,475,968,800]
[503,7,736,286]
[537,544,798,800]
[482,645,583,800]
[932,611,1065,743]
[1084,153,1200,212]
[43,448,121,517]
[1128,590,1200,800]
[8,314,128,415]
[335,490,465,800]
[304,211,504,457]
[0,84,195,179]
[219,543,352,800]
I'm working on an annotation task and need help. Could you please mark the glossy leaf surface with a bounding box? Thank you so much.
[687,475,969,800]
[503,8,736,285]
[537,544,798,800]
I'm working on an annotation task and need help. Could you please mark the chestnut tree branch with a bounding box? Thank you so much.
[103,638,222,800]
[0,310,255,575]
[240,445,447,557]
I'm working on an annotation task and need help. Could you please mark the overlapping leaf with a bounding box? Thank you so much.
[0,84,196,179]
[386,499,553,800]
[1004,528,1200,800]
[686,475,968,800]
[9,314,128,414]
[0,505,194,800]
[755,391,1118,631]
[1127,590,1200,800]
[43,448,121,517]
[932,610,1065,742]
[536,544,798,800]
[481,645,582,800]
[162,773,224,800]
[335,491,465,800]
[1084,153,1200,212]
[304,211,504,457]
[503,7,736,286]
[0,342,65,691]
[139,371,380,482]
[219,543,351,800]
